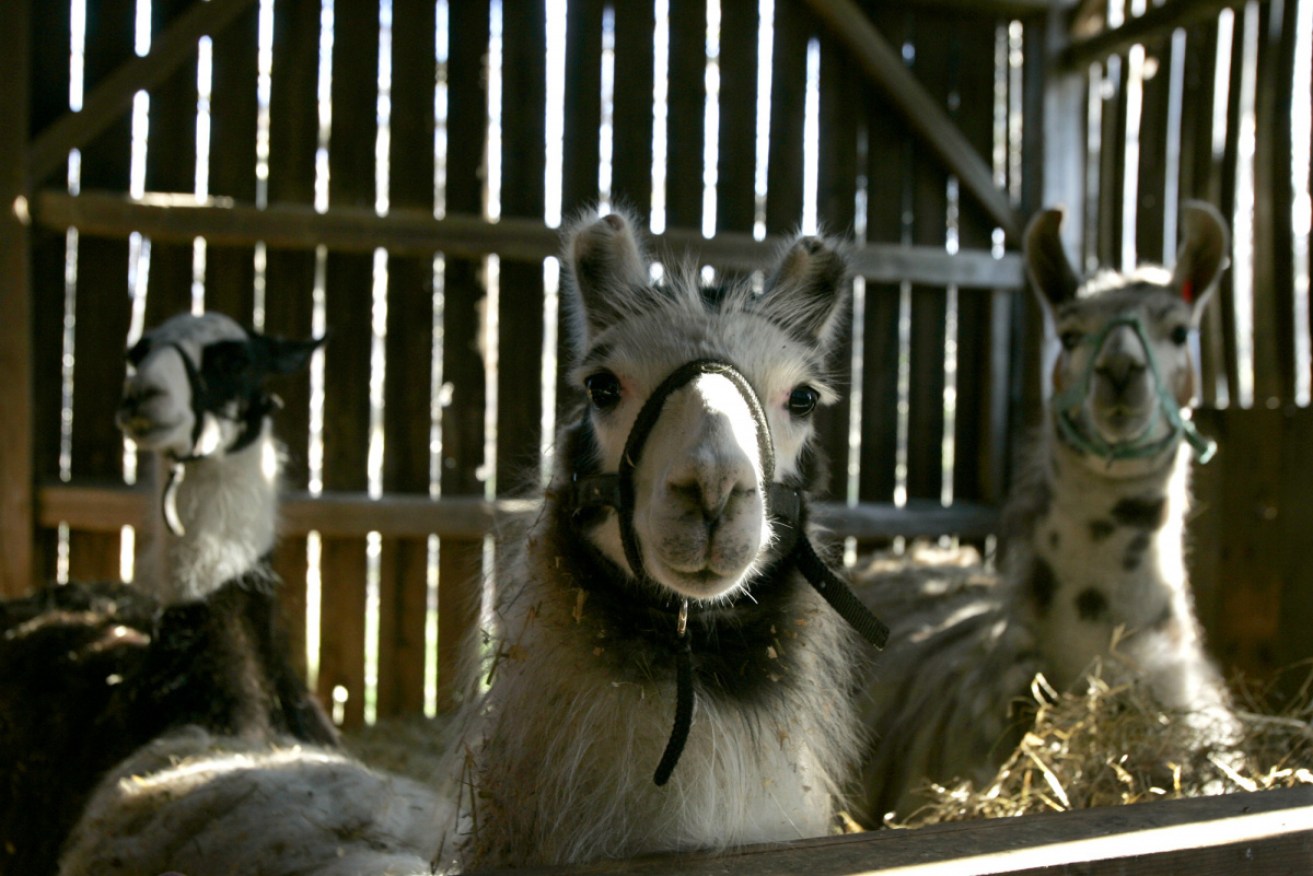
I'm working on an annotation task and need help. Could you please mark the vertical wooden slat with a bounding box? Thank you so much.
[68,0,137,583]
[857,4,909,514]
[906,16,949,505]
[716,2,758,237]
[1215,9,1246,403]
[438,0,491,715]
[1135,35,1172,267]
[1177,19,1226,406]
[263,0,321,685]
[764,0,808,235]
[667,0,708,232]
[205,1,260,320]
[613,3,656,223]
[952,14,1004,509]
[377,0,438,721]
[1250,0,1297,404]
[1096,55,1129,271]
[0,0,32,596]
[498,0,547,492]
[143,0,202,317]
[316,0,380,730]
[815,26,858,501]
[557,0,602,419]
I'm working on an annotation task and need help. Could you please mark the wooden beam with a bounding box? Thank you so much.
[1062,0,1266,70]
[802,0,1024,239]
[483,787,1313,875]
[36,484,999,542]
[32,189,1025,289]
[25,0,258,188]
[0,0,33,597]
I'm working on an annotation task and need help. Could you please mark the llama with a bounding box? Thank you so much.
[854,202,1237,823]
[0,312,337,875]
[439,211,885,870]
[47,312,446,876]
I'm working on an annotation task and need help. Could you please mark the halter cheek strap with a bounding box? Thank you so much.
[1050,313,1216,465]
[567,358,888,785]
[159,341,281,537]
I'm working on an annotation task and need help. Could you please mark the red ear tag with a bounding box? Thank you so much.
[1181,279,1194,303]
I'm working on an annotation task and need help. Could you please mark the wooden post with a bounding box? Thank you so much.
[0,0,33,597]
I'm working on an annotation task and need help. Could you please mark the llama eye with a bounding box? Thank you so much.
[584,371,622,411]
[787,385,819,418]
[1059,331,1083,351]
[1169,325,1189,346]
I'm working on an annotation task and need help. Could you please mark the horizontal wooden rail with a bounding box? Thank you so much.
[480,786,1313,875]
[36,484,999,541]
[31,189,1025,290]
[1061,0,1266,70]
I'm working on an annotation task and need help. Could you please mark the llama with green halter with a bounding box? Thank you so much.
[855,202,1238,823]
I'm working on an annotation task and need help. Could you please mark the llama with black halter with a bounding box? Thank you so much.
[50,312,447,876]
[1,312,333,875]
[439,211,885,870]
[854,202,1238,823]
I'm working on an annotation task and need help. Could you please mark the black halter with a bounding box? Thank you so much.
[157,341,280,537]
[566,358,888,786]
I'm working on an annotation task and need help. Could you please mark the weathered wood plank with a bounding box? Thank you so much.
[467,787,1313,876]
[314,0,380,730]
[35,486,998,542]
[612,2,656,221]
[1062,0,1265,71]
[0,0,33,596]
[666,0,708,231]
[376,0,439,721]
[32,189,1027,288]
[68,0,137,585]
[814,21,860,501]
[203,0,260,320]
[26,0,259,188]
[438,0,491,716]
[804,0,1023,238]
[765,0,809,235]
[260,0,322,692]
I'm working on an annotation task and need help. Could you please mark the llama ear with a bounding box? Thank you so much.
[758,235,849,349]
[253,334,326,376]
[566,212,650,344]
[1024,208,1080,311]
[1172,200,1229,321]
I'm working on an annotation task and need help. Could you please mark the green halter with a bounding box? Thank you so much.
[1050,311,1216,465]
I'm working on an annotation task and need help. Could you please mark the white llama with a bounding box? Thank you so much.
[854,202,1237,822]
[440,211,884,870]
[13,312,441,876]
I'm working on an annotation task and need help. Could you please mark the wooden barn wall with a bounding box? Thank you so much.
[1056,0,1313,702]
[15,0,1307,724]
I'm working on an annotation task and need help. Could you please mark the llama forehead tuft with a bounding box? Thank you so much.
[138,311,250,351]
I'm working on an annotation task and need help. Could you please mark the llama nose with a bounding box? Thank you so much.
[1094,353,1145,394]
[670,473,743,522]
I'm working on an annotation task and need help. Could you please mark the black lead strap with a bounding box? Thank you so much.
[568,358,888,786]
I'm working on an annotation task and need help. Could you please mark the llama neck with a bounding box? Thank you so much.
[158,420,280,605]
[1006,427,1198,690]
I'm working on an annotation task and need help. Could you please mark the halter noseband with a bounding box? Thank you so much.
[566,358,887,785]
[1050,312,1216,465]
[157,340,280,537]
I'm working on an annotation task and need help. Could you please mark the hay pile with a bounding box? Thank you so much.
[891,660,1313,828]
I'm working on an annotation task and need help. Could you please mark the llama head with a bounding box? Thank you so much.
[563,211,848,603]
[117,312,323,462]
[1024,201,1228,467]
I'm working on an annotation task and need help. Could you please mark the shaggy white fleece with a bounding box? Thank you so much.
[59,727,445,876]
